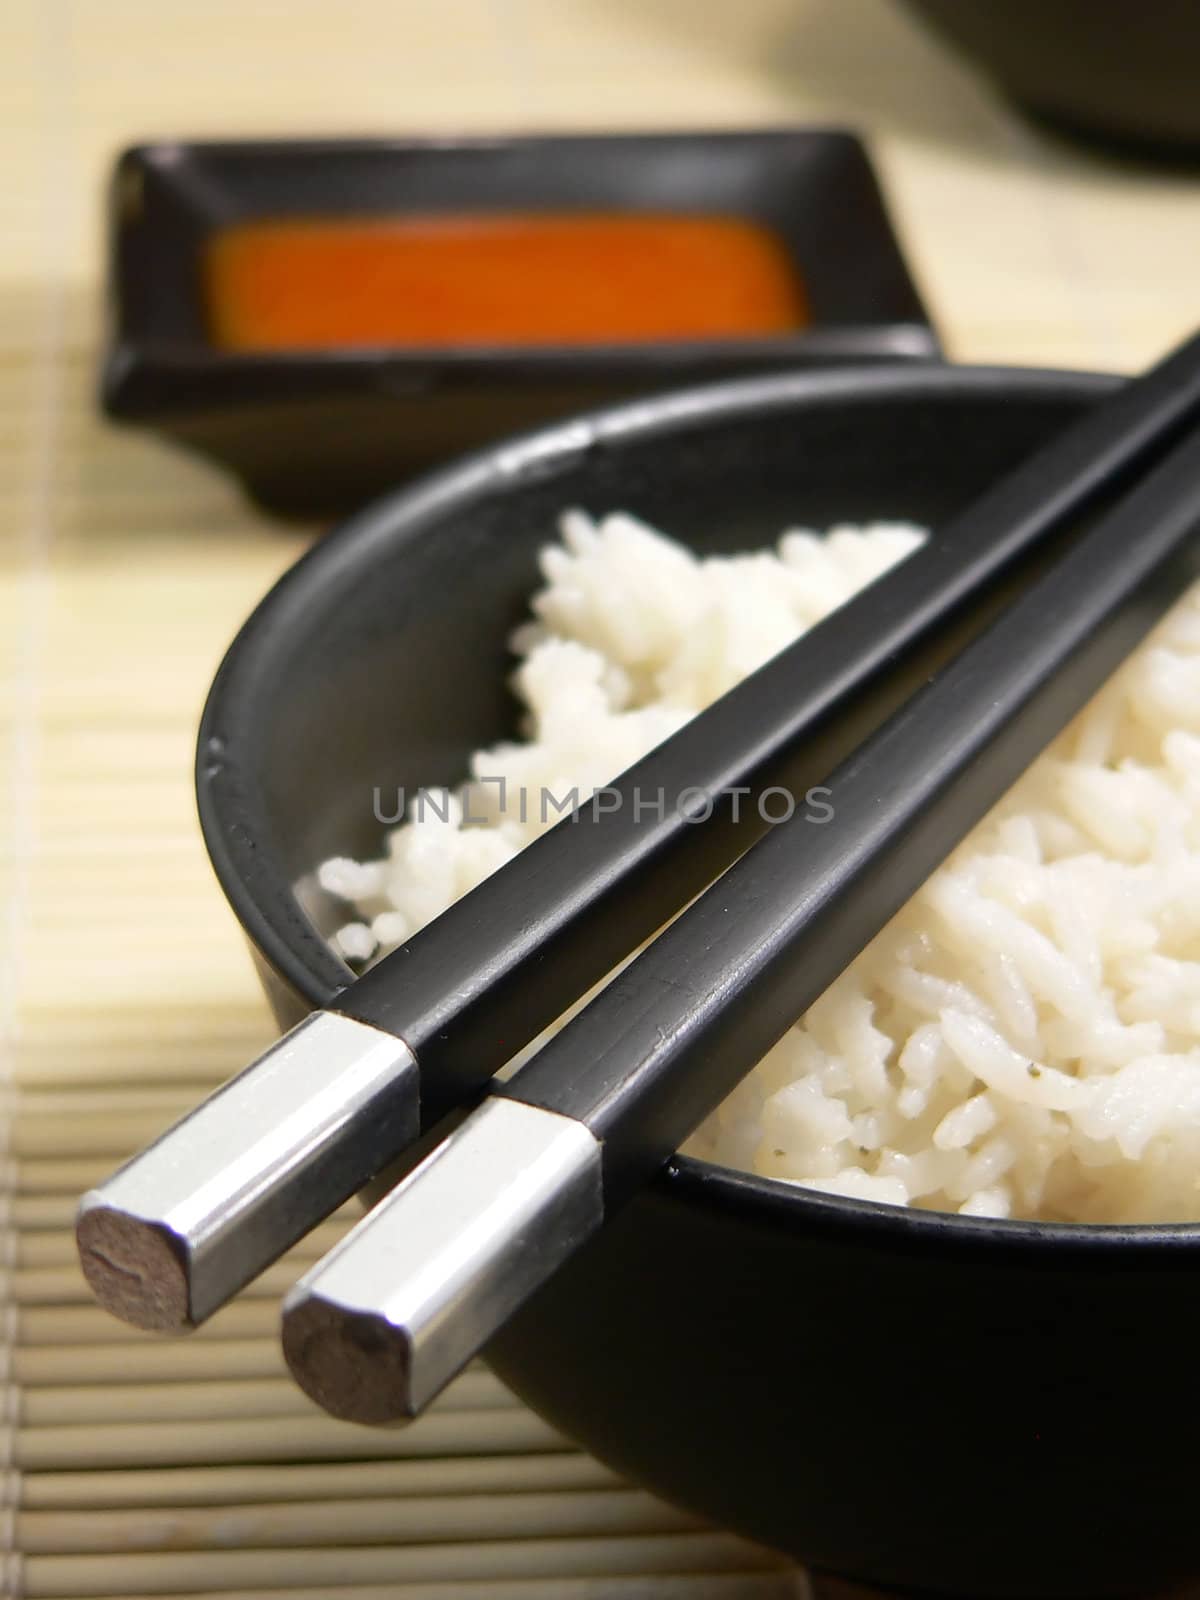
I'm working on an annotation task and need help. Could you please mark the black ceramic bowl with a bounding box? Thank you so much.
[197,364,1200,1599]
[902,0,1200,159]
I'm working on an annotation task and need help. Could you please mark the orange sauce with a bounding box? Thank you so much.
[205,212,808,349]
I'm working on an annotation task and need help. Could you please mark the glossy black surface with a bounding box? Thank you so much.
[904,0,1200,158]
[101,130,937,517]
[197,365,1200,1597]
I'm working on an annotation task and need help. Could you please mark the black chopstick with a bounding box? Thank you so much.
[280,414,1200,1425]
[78,331,1200,1335]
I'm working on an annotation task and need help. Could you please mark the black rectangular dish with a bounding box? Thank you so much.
[101,129,939,518]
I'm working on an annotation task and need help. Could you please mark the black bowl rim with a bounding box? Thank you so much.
[103,323,942,418]
[197,359,1200,1257]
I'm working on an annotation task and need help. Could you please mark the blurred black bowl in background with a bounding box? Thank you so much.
[903,0,1200,159]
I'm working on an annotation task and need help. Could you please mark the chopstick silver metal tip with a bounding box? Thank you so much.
[76,1012,419,1332]
[281,1098,602,1422]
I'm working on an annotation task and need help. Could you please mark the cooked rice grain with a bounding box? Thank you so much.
[320,509,1200,1223]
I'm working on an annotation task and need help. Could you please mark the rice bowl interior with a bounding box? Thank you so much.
[315,508,1200,1227]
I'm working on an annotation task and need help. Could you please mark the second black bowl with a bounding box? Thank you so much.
[197,363,1200,1598]
[904,0,1200,158]
[103,130,937,518]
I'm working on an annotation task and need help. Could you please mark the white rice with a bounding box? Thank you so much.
[319,509,1200,1225]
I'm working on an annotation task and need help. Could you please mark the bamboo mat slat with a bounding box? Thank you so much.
[10,1409,572,1473]
[9,1530,791,1599]
[16,1486,706,1556]
[3,1,1198,1598]
[13,1370,517,1427]
[7,1338,285,1388]
[10,1453,625,1512]
[10,1300,284,1349]
[20,1579,805,1600]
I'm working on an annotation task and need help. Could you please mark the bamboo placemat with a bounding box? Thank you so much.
[1,2,1199,1597]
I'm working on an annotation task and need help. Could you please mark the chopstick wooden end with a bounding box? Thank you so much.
[281,1291,415,1427]
[76,1197,193,1334]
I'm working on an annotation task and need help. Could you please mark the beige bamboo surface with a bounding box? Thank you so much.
[0,1,1198,1597]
